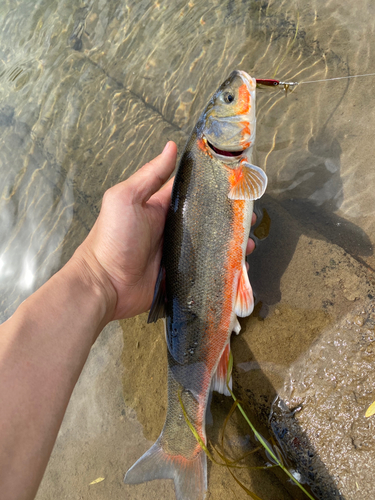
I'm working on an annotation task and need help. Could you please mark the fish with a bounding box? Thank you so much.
[124,70,268,500]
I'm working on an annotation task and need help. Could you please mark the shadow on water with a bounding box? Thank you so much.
[250,123,373,313]
[208,335,346,499]
[252,67,373,312]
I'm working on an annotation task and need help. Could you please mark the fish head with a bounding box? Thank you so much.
[201,70,256,161]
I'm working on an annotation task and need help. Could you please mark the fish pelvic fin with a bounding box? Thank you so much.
[235,263,254,317]
[212,343,232,396]
[228,161,268,200]
[124,438,207,500]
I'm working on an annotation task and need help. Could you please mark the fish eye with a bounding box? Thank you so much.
[222,91,235,104]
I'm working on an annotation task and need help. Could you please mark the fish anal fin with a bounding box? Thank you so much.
[147,265,166,323]
[235,263,254,317]
[228,162,268,200]
[233,317,241,335]
[212,344,232,396]
[124,439,207,500]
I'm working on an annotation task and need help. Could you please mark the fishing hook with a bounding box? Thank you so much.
[256,78,298,92]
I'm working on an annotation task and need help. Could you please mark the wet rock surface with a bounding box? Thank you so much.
[270,300,375,499]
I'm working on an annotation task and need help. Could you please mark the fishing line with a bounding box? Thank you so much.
[256,72,375,90]
[298,72,375,84]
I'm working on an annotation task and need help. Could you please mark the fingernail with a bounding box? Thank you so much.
[163,141,171,153]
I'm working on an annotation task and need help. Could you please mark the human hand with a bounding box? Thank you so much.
[75,141,257,323]
[75,141,178,321]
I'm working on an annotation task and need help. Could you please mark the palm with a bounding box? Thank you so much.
[102,188,170,319]
[82,143,176,320]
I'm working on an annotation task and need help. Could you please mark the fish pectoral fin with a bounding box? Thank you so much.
[228,162,268,200]
[211,344,232,396]
[147,265,166,323]
[234,263,254,317]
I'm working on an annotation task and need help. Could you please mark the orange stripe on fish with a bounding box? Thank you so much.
[236,83,250,114]
[201,198,244,392]
[240,121,251,149]
[222,199,246,327]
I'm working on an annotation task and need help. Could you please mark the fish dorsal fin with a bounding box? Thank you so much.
[234,263,254,317]
[228,162,268,200]
[147,265,166,323]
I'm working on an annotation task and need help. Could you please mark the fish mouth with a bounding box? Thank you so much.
[207,141,245,158]
[237,70,256,92]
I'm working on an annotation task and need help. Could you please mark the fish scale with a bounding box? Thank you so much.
[125,70,268,500]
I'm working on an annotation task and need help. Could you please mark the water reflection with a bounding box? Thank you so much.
[0,108,74,321]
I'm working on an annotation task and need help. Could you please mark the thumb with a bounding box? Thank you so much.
[126,141,177,204]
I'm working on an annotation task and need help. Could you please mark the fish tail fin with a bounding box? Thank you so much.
[124,438,207,500]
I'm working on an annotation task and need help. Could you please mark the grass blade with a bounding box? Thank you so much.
[226,352,316,500]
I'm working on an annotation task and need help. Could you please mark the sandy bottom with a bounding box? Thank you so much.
[36,203,375,500]
[26,1,375,497]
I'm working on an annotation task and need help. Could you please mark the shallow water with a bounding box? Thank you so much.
[1,0,375,498]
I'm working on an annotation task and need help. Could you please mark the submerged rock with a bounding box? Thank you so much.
[270,300,375,499]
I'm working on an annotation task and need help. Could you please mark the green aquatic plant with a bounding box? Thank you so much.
[178,391,267,500]
[178,351,316,499]
[225,352,316,500]
[177,391,261,470]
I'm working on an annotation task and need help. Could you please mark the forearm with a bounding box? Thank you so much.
[0,251,115,500]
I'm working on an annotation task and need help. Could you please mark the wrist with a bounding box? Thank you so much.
[67,245,118,334]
